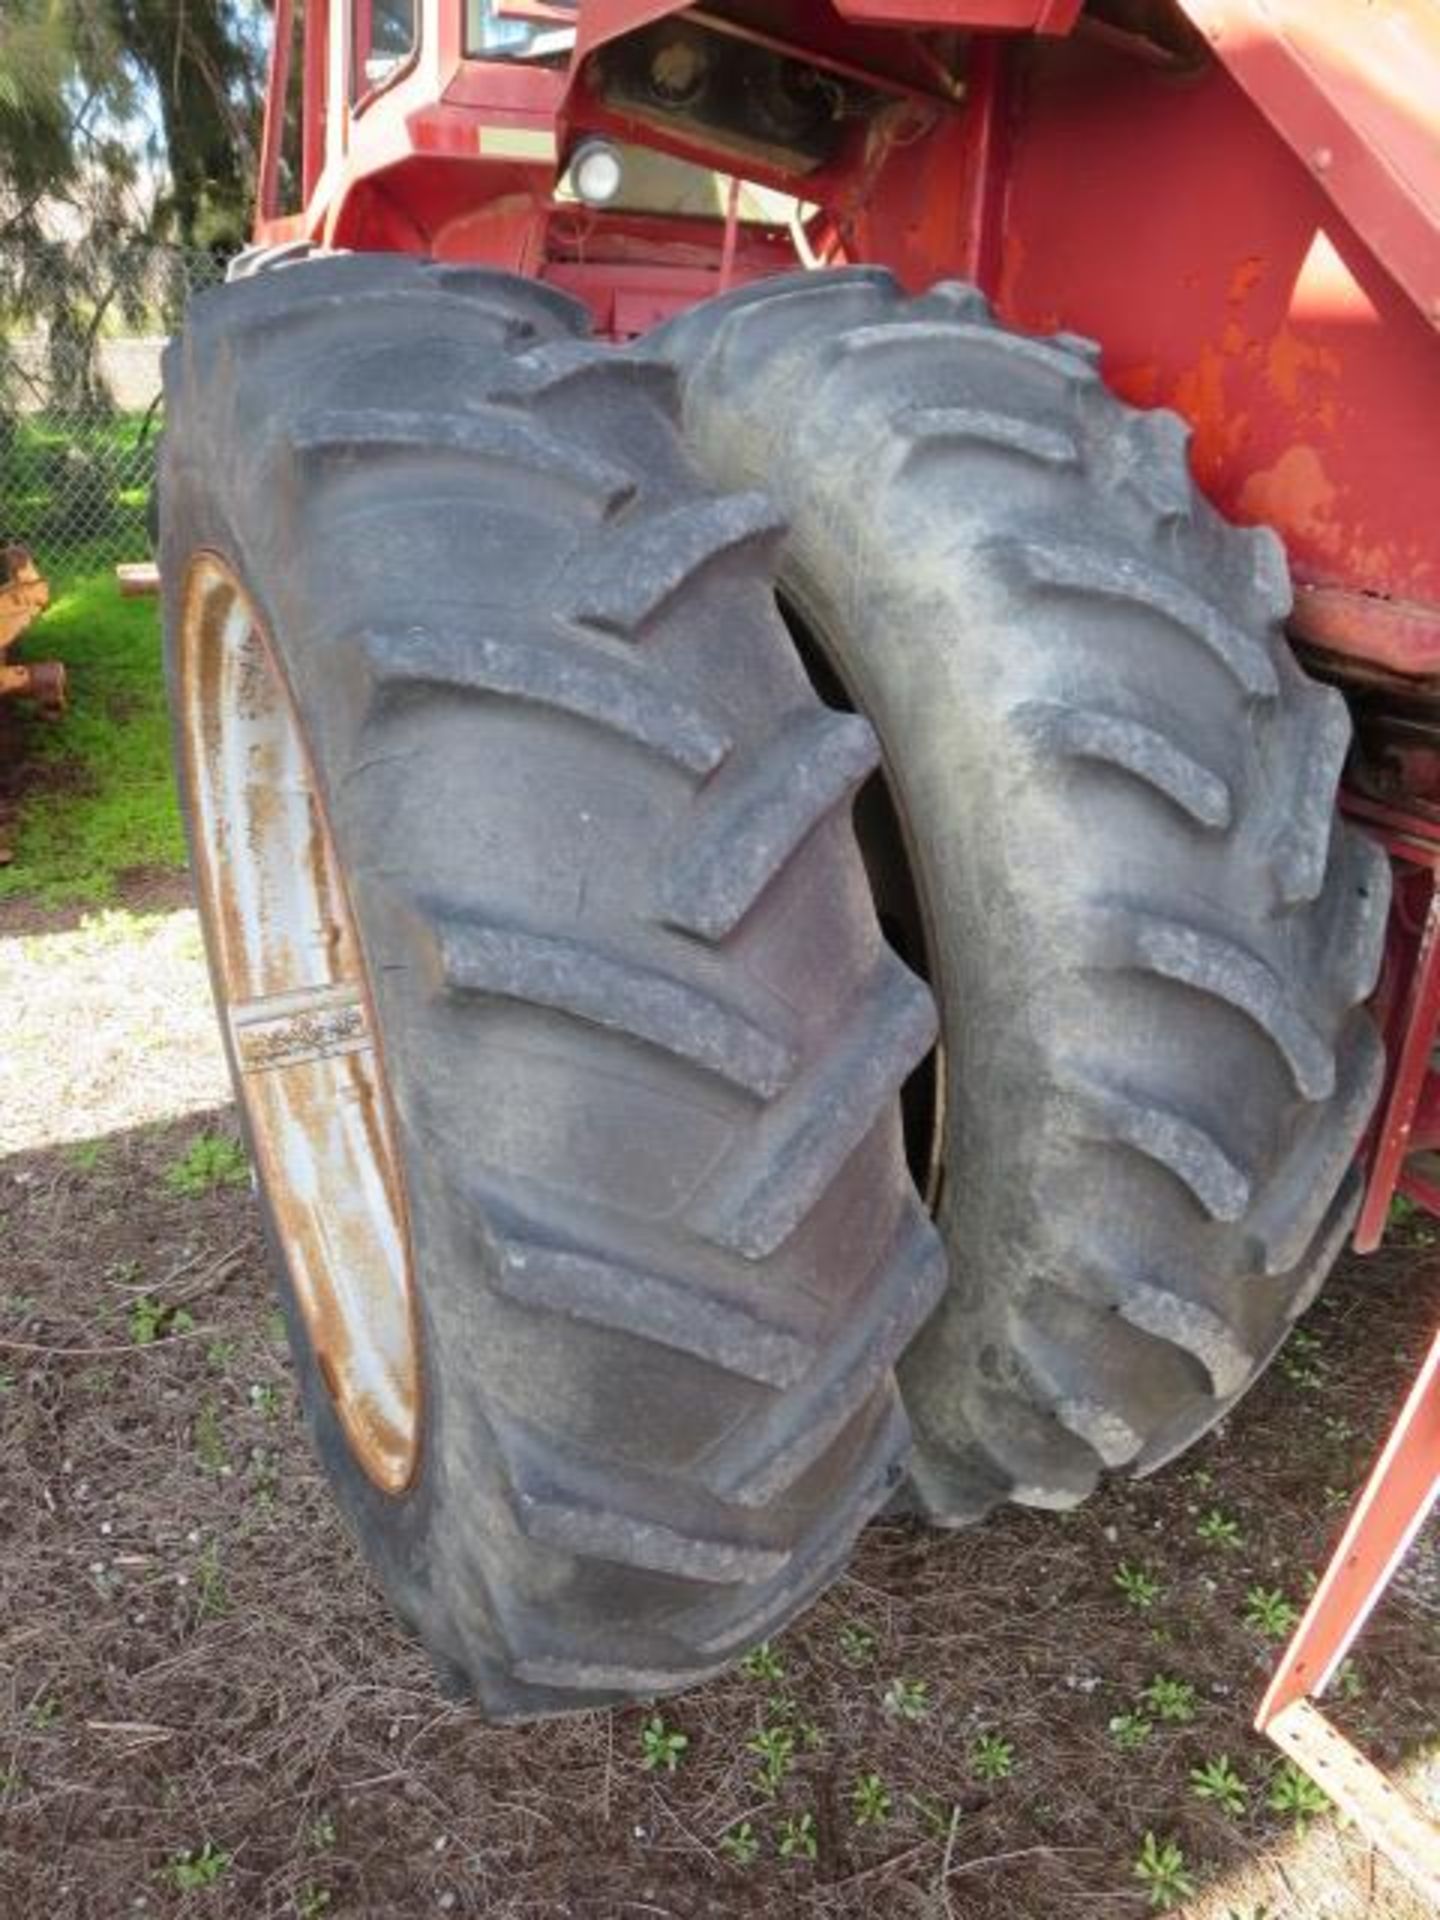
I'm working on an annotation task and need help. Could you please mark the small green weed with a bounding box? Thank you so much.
[1196,1509,1243,1550]
[1133,1832,1196,1910]
[971,1733,1015,1783]
[882,1676,929,1722]
[749,1724,795,1795]
[1279,1328,1327,1390]
[638,1715,687,1773]
[1243,1586,1300,1640]
[1190,1754,1247,1815]
[194,1398,227,1474]
[249,1381,280,1419]
[163,1842,231,1892]
[195,1540,227,1620]
[1267,1759,1330,1829]
[851,1773,891,1827]
[741,1641,785,1685]
[1108,1713,1152,1751]
[777,1811,817,1861]
[128,1295,195,1346]
[719,1820,759,1866]
[1114,1562,1161,1610]
[65,1140,105,1172]
[306,1813,337,1850]
[27,1695,60,1731]
[166,1134,248,1195]
[1140,1675,1197,1725]
[296,1886,331,1919]
[838,1621,876,1665]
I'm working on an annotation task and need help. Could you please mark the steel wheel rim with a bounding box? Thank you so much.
[179,554,419,1492]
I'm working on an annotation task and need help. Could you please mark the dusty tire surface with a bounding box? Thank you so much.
[161,254,942,1717]
[658,269,1389,1524]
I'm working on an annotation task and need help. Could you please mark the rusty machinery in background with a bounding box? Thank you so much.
[0,546,63,719]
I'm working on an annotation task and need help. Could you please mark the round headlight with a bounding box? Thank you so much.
[569,139,624,208]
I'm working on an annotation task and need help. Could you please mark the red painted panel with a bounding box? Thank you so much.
[1182,0,1440,327]
[991,39,1440,612]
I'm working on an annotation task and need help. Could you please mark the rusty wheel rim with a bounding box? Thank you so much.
[179,555,419,1493]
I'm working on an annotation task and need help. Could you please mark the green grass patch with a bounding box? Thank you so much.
[0,568,183,904]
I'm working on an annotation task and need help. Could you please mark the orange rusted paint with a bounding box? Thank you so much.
[0,547,64,718]
[179,556,420,1494]
[985,37,1440,616]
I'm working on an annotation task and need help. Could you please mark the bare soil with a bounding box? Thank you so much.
[2,879,1438,1920]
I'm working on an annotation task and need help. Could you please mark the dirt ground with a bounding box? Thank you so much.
[2,878,1438,1920]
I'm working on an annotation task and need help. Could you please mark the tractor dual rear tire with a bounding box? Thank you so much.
[160,254,943,1717]
[659,270,1390,1523]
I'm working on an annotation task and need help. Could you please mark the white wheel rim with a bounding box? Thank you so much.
[179,554,419,1492]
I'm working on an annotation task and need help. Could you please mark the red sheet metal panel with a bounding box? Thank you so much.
[989,37,1440,620]
[1181,0,1440,327]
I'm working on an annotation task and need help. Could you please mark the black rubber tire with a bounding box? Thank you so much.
[160,254,942,1716]
[657,269,1390,1524]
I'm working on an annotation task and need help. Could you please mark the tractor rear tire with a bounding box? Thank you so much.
[160,254,942,1716]
[658,270,1389,1523]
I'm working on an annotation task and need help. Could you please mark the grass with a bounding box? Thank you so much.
[165,1131,249,1195]
[0,566,183,903]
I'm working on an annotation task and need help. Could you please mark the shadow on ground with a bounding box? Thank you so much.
[1,1092,1437,1918]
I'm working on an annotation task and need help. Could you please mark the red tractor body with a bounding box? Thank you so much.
[258,3,1440,669]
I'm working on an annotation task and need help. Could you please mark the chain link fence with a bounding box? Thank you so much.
[0,244,227,579]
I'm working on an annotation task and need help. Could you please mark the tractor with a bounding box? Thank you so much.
[158,0,1440,1781]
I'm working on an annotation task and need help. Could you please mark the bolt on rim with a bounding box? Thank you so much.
[178,553,419,1492]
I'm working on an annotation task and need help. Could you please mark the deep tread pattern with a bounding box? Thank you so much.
[1109,1275,1254,1399]
[481,1212,816,1387]
[1247,1017,1384,1276]
[700,1213,945,1504]
[564,491,784,637]
[435,913,797,1099]
[1246,525,1295,623]
[1007,538,1279,699]
[696,955,938,1259]
[291,406,635,511]
[1076,1079,1251,1222]
[1013,701,1232,828]
[899,406,1079,471]
[1124,914,1335,1101]
[683,1400,908,1655]
[1050,328,1103,367]
[164,255,942,1723]
[1271,683,1352,905]
[482,337,678,407]
[500,1420,790,1583]
[1123,412,1194,525]
[1011,1301,1203,1467]
[660,709,880,940]
[659,266,1387,1529]
[832,319,1099,387]
[360,622,733,774]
